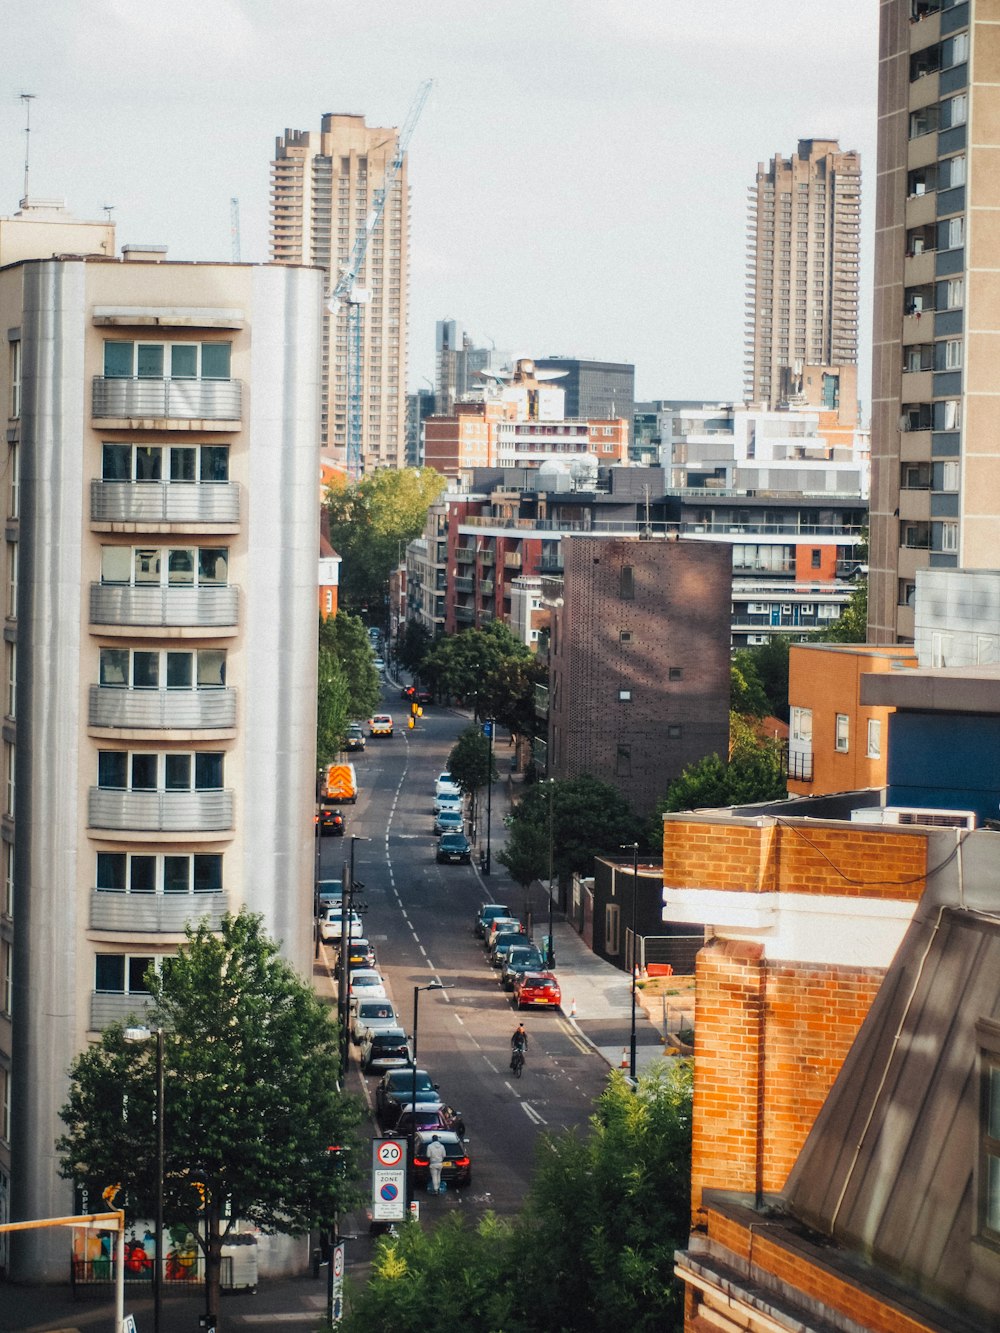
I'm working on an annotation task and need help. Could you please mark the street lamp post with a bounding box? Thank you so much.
[339,835,370,1074]
[124,1025,164,1333]
[621,842,640,1081]
[409,980,444,1208]
[546,779,556,969]
[483,718,495,875]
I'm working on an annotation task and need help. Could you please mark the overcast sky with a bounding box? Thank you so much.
[1,0,878,406]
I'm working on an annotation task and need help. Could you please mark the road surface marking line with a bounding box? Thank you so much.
[453,1012,464,1025]
[484,1058,499,1073]
[522,1103,547,1126]
[418,944,428,958]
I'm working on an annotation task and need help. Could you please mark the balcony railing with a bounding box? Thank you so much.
[453,576,474,594]
[91,480,241,525]
[785,750,814,782]
[454,605,474,623]
[504,552,522,569]
[480,580,494,596]
[534,683,549,717]
[455,548,475,564]
[90,584,239,629]
[92,377,242,422]
[479,550,495,566]
[90,991,153,1031]
[90,889,228,933]
[88,788,234,832]
[89,685,236,731]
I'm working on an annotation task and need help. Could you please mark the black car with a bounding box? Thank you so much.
[316,806,345,836]
[415,688,434,706]
[359,1028,413,1074]
[475,902,512,938]
[412,1130,471,1189]
[436,832,472,864]
[501,944,545,991]
[375,1068,439,1128]
[490,930,528,968]
[344,724,366,753]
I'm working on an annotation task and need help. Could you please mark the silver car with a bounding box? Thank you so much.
[350,998,399,1046]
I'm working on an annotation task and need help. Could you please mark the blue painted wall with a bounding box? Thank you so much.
[887,712,1000,823]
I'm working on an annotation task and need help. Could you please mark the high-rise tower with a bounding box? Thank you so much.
[271,113,409,471]
[869,0,995,645]
[744,140,861,410]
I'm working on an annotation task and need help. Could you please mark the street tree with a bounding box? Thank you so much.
[497,817,550,888]
[421,624,531,719]
[730,657,768,717]
[326,468,445,615]
[732,637,792,721]
[317,612,381,761]
[814,578,868,643]
[652,721,787,827]
[394,620,433,676]
[509,775,644,881]
[57,911,362,1328]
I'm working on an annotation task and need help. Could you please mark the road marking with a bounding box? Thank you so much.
[557,1017,593,1055]
[418,944,428,958]
[484,1058,499,1073]
[453,1013,464,1026]
[503,1080,517,1095]
[521,1102,547,1126]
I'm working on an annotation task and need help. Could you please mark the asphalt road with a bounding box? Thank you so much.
[324,690,610,1224]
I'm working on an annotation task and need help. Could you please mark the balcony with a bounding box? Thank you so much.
[90,889,228,933]
[92,377,242,427]
[90,584,239,630]
[785,749,813,782]
[88,788,234,833]
[480,579,494,596]
[453,576,474,594]
[479,550,495,566]
[455,547,475,564]
[504,552,522,569]
[89,685,237,732]
[90,991,153,1031]
[534,682,549,719]
[455,605,475,624]
[91,480,241,527]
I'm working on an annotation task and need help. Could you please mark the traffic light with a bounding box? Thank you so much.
[407,715,414,730]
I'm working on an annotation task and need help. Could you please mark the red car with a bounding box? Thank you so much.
[513,971,562,1010]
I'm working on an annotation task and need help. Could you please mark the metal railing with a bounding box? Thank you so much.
[90,480,241,525]
[90,584,239,629]
[89,890,228,933]
[88,788,234,832]
[92,377,242,421]
[89,685,236,730]
[785,750,814,781]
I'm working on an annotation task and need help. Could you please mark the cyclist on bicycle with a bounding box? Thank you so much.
[510,1023,528,1071]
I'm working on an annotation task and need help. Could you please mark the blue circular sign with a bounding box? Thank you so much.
[380,1181,399,1201]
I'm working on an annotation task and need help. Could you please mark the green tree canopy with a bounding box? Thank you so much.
[497,817,550,888]
[652,721,787,828]
[732,636,792,721]
[58,911,362,1325]
[421,623,532,720]
[508,775,644,880]
[730,657,768,717]
[814,578,868,644]
[341,1064,693,1333]
[395,620,433,675]
[326,468,445,614]
[447,725,497,796]
[317,611,382,762]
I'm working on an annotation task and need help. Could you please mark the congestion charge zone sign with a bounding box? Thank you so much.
[372,1138,408,1221]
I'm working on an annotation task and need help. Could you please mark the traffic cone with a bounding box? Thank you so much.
[620,1047,629,1069]
[569,997,577,1018]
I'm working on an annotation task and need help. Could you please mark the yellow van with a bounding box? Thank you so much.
[324,762,358,804]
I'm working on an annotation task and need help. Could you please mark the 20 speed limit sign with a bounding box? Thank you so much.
[376,1139,403,1168]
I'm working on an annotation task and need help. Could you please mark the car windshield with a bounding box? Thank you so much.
[386,1070,434,1093]
[440,834,468,849]
[360,1004,394,1020]
[509,950,543,968]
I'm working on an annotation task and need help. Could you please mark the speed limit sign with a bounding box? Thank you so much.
[376,1139,403,1168]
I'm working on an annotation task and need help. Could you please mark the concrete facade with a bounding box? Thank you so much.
[270,113,408,470]
[545,536,731,816]
[0,251,322,1279]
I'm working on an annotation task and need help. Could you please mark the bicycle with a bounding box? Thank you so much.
[510,1047,525,1078]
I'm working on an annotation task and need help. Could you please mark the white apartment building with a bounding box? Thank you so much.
[0,238,322,1280]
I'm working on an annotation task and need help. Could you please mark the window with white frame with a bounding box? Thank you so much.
[791,707,813,743]
[7,442,16,520]
[932,632,952,667]
[97,751,223,791]
[2,842,11,920]
[945,277,964,309]
[867,718,882,759]
[605,903,620,956]
[102,341,231,380]
[94,953,158,995]
[943,153,966,188]
[942,460,960,492]
[3,742,12,818]
[942,521,959,552]
[943,93,967,127]
[100,545,229,587]
[0,938,9,1016]
[6,543,16,620]
[5,641,14,720]
[96,851,222,896]
[945,216,965,249]
[835,714,850,753]
[99,648,226,690]
[944,339,963,369]
[8,341,20,420]
[101,443,229,483]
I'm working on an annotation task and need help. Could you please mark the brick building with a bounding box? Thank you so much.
[544,536,731,816]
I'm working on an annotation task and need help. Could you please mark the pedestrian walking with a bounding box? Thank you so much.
[426,1134,446,1194]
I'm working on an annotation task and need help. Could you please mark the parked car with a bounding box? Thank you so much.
[348,968,387,1000]
[436,832,472,865]
[432,791,464,816]
[359,1027,412,1073]
[475,903,513,938]
[394,1101,466,1139]
[513,971,562,1010]
[485,917,523,950]
[375,1068,439,1128]
[415,688,434,706]
[490,930,529,968]
[433,809,465,836]
[315,806,345,836]
[339,937,377,973]
[351,999,398,1046]
[501,944,545,991]
[369,713,394,737]
[344,723,366,753]
[434,773,462,800]
[320,909,363,944]
[412,1130,471,1189]
[317,878,343,910]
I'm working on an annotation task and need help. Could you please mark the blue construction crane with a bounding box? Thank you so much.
[327,79,433,479]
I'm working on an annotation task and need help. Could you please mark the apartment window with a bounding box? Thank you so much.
[619,566,634,600]
[932,632,952,668]
[942,216,965,250]
[811,548,822,569]
[615,744,631,776]
[103,342,231,380]
[941,521,959,552]
[6,337,22,424]
[94,953,156,995]
[97,751,224,791]
[6,543,16,619]
[99,648,226,690]
[669,667,684,681]
[899,579,917,607]
[605,903,620,956]
[102,443,229,483]
[942,94,967,129]
[941,460,960,492]
[3,842,12,919]
[909,106,938,138]
[942,154,966,188]
[0,1061,9,1145]
[935,400,961,431]
[97,851,222,895]
[835,714,850,753]
[867,719,882,760]
[5,642,13,719]
[667,725,682,739]
[618,689,632,702]
[944,339,963,369]
[791,707,813,743]
[0,938,10,1017]
[945,31,969,66]
[100,546,228,587]
[3,742,12,819]
[8,442,17,519]
[619,631,632,643]
[944,277,964,309]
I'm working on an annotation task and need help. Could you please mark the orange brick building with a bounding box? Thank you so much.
[787,642,917,793]
[660,810,928,1219]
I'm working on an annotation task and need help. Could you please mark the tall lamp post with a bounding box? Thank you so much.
[546,779,556,969]
[124,1025,164,1333]
[408,980,446,1208]
[483,718,495,875]
[620,842,640,1081]
[339,835,370,1074]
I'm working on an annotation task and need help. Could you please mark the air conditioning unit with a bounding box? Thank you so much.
[852,806,977,830]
